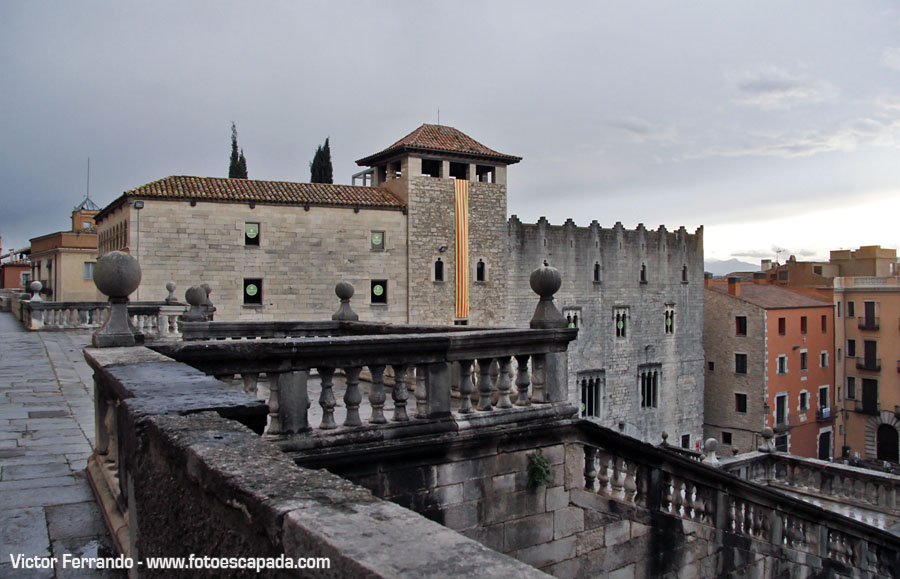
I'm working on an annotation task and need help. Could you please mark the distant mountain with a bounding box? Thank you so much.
[704,258,759,277]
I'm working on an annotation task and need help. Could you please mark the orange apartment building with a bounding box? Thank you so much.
[762,246,900,465]
[705,277,835,460]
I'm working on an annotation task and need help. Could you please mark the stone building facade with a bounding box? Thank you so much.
[94,124,704,444]
[506,217,705,447]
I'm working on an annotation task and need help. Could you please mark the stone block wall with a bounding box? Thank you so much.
[704,289,767,455]
[406,177,508,326]
[114,200,409,322]
[506,218,705,446]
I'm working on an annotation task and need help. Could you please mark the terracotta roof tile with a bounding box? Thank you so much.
[709,284,833,309]
[96,176,405,222]
[356,124,521,166]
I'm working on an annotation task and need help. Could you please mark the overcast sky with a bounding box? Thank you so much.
[2,1,899,265]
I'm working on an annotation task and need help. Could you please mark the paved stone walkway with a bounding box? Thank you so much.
[0,312,122,578]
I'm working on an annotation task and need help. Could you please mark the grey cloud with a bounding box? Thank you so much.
[881,47,900,71]
[605,116,676,143]
[730,66,836,110]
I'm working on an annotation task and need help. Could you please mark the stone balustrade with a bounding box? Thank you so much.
[152,325,577,437]
[721,451,900,520]
[17,300,187,337]
[573,422,899,578]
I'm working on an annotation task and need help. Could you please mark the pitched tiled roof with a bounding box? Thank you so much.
[95,176,405,222]
[710,284,833,309]
[356,124,522,166]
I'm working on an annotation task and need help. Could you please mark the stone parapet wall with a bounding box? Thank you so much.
[506,217,705,446]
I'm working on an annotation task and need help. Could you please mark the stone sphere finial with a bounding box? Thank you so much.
[529,262,566,329]
[758,427,776,453]
[29,281,43,302]
[761,427,774,440]
[703,438,720,466]
[661,431,669,445]
[93,251,141,299]
[181,285,210,321]
[165,281,177,304]
[332,281,359,321]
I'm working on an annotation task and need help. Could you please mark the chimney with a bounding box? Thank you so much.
[704,272,713,288]
[761,259,772,271]
[727,276,741,297]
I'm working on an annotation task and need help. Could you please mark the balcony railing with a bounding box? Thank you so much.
[816,407,833,422]
[856,358,881,372]
[844,399,881,415]
[774,414,793,433]
[858,317,880,331]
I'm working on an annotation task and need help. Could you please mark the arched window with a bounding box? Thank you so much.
[434,258,444,282]
[593,262,601,283]
[476,259,486,282]
[640,263,647,284]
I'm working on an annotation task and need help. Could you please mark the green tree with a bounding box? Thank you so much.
[229,122,248,179]
[310,138,333,183]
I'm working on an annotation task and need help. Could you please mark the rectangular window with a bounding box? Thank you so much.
[734,353,748,374]
[821,315,827,333]
[681,434,690,449]
[735,393,748,413]
[777,355,787,374]
[245,222,260,246]
[563,307,580,329]
[820,351,828,368]
[722,431,733,445]
[818,386,829,409]
[735,316,747,336]
[775,435,788,452]
[799,391,809,411]
[800,316,807,334]
[476,259,486,282]
[579,373,604,418]
[800,351,808,371]
[708,361,715,372]
[862,379,878,414]
[83,262,95,281]
[639,366,659,409]
[778,317,786,335]
[21,272,31,286]
[846,301,855,317]
[371,280,388,304]
[776,394,788,426]
[371,231,385,251]
[243,278,262,305]
[664,304,675,334]
[847,377,856,399]
[847,339,856,357]
[615,307,628,338]
[837,301,841,318]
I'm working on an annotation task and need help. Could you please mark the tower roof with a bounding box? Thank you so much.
[356,124,522,167]
[74,195,101,211]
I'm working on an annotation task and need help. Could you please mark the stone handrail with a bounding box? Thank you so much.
[571,422,900,577]
[18,300,188,339]
[151,326,578,437]
[720,451,900,519]
[178,319,502,341]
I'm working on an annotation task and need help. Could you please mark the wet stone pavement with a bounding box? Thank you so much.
[0,312,123,578]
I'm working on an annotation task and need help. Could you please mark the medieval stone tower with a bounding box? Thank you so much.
[355,124,521,326]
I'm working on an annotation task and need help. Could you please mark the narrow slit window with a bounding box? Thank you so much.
[476,259,486,282]
[434,258,444,282]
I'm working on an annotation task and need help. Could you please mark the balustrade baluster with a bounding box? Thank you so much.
[584,446,597,490]
[368,365,387,424]
[683,481,696,519]
[514,355,531,406]
[611,457,625,500]
[671,478,685,517]
[596,454,611,496]
[343,366,362,427]
[458,360,474,414]
[241,373,259,397]
[391,364,410,422]
[266,374,282,434]
[496,356,513,409]
[476,358,493,411]
[415,365,428,419]
[530,354,546,403]
[623,461,637,504]
[318,367,337,429]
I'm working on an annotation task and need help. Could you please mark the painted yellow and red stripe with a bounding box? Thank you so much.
[454,178,469,319]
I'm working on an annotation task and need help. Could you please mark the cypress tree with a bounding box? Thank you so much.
[310,138,333,183]
[229,123,248,179]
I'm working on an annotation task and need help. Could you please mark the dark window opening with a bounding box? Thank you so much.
[847,377,856,399]
[449,162,468,180]
[476,259,486,282]
[778,270,789,281]
[615,309,628,338]
[708,361,715,371]
[862,379,878,415]
[813,265,823,275]
[371,280,388,304]
[735,353,747,374]
[800,351,808,371]
[735,393,748,413]
[847,339,856,357]
[639,366,659,409]
[475,165,495,183]
[664,307,675,334]
[580,376,602,418]
[421,159,441,178]
[681,434,690,449]
[778,317,786,335]
[243,278,262,305]
[389,160,402,178]
[775,435,788,452]
[722,432,733,445]
[800,316,807,334]
[821,315,827,333]
[454,319,468,326]
[735,316,747,336]
[593,262,601,282]
[847,301,855,317]
[682,265,688,283]
[434,259,444,282]
[640,264,647,284]
[245,222,260,246]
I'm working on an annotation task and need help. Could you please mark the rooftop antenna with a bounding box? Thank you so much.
[437,107,440,126]
[86,157,90,200]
